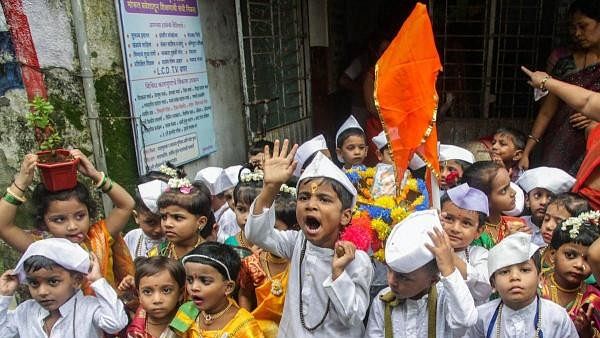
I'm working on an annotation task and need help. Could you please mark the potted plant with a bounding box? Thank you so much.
[25,96,79,192]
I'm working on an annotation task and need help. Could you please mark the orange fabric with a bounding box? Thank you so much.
[573,124,600,210]
[374,3,441,183]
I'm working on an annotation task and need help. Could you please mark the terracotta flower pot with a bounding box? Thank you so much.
[36,149,79,192]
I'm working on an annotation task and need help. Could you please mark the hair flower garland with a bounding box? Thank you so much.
[159,164,178,178]
[560,210,600,239]
[280,184,297,197]
[240,171,264,183]
[168,177,193,194]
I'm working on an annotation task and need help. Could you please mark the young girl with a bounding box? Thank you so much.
[126,256,186,338]
[461,161,528,249]
[238,186,298,337]
[540,212,600,337]
[170,242,264,337]
[225,171,263,255]
[148,178,215,259]
[0,150,135,294]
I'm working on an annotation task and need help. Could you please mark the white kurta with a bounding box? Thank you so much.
[465,297,578,338]
[0,278,128,338]
[456,245,492,305]
[215,204,240,243]
[124,228,164,258]
[364,269,477,338]
[245,201,373,338]
[522,216,545,247]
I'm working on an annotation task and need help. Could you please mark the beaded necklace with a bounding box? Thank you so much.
[486,296,543,338]
[298,239,330,331]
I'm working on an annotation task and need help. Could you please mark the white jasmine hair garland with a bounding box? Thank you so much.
[560,210,600,239]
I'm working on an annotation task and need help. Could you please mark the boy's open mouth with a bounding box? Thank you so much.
[304,215,322,234]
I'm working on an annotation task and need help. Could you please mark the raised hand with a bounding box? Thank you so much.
[0,270,19,296]
[117,275,135,292]
[15,154,38,189]
[332,241,356,281]
[425,226,455,277]
[70,149,103,183]
[86,252,102,283]
[262,139,298,188]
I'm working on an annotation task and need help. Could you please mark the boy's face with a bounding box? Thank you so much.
[491,133,522,167]
[526,188,553,226]
[489,168,516,212]
[44,197,91,244]
[492,259,540,310]
[550,243,591,289]
[296,179,352,249]
[440,160,464,190]
[138,270,183,321]
[441,201,483,251]
[376,148,393,165]
[387,265,438,300]
[234,201,250,229]
[540,204,571,244]
[26,267,81,312]
[134,209,164,240]
[336,135,367,167]
[185,262,234,313]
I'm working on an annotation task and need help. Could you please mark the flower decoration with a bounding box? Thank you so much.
[560,210,600,239]
[280,184,297,197]
[340,165,430,261]
[240,171,264,183]
[159,164,178,178]
[168,177,193,194]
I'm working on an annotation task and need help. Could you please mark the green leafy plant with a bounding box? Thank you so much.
[25,96,62,150]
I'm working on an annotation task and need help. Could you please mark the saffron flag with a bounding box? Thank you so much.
[374,3,442,183]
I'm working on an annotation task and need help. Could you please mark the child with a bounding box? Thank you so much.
[461,161,528,249]
[516,167,576,246]
[0,238,128,337]
[148,178,215,258]
[238,187,299,337]
[225,170,264,255]
[439,144,475,190]
[169,242,264,337]
[195,167,238,243]
[465,232,578,337]
[371,131,393,165]
[540,212,600,337]
[335,115,368,169]
[126,256,186,337]
[441,183,493,305]
[0,150,135,293]
[365,210,477,337]
[225,165,244,209]
[246,141,373,337]
[249,140,274,170]
[293,134,330,177]
[125,179,168,258]
[490,127,526,182]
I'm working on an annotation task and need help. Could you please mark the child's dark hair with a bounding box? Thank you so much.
[23,255,81,278]
[460,161,503,196]
[32,182,97,230]
[134,256,186,289]
[447,159,472,172]
[550,220,600,250]
[249,140,274,156]
[440,194,487,228]
[183,242,241,281]
[233,177,263,207]
[494,127,526,150]
[298,177,354,210]
[337,128,365,149]
[275,189,299,230]
[157,182,216,238]
[302,152,319,171]
[549,192,590,218]
[569,0,600,22]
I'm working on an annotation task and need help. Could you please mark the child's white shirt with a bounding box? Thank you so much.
[245,200,374,338]
[124,228,164,258]
[364,268,477,338]
[0,278,128,338]
[522,215,546,247]
[464,297,577,338]
[215,204,239,243]
[456,245,492,305]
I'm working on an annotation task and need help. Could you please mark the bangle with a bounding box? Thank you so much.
[528,134,541,143]
[3,192,22,206]
[539,76,551,91]
[5,187,25,203]
[12,181,25,193]
[95,172,107,189]
[101,179,113,193]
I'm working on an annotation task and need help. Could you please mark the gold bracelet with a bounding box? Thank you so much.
[6,187,26,203]
[540,76,551,91]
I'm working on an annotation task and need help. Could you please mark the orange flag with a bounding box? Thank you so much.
[374,3,441,183]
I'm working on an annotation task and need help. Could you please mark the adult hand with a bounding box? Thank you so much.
[518,156,530,171]
[521,66,551,89]
[570,112,593,130]
[262,139,298,189]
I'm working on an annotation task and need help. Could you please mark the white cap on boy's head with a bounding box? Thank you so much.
[225,165,243,187]
[294,134,328,177]
[195,167,234,196]
[335,115,363,148]
[439,144,475,164]
[298,151,357,208]
[385,209,442,273]
[14,238,90,282]
[447,183,489,216]
[503,182,525,217]
[372,131,388,151]
[409,154,426,170]
[488,232,540,279]
[138,180,168,214]
[516,166,576,195]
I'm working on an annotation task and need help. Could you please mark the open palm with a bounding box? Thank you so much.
[262,139,298,186]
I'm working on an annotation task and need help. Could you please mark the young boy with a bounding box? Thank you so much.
[371,131,393,165]
[293,134,330,177]
[0,238,128,337]
[195,167,239,243]
[248,139,274,170]
[490,127,526,181]
[516,166,576,246]
[336,115,368,169]
[465,233,578,337]
[246,140,373,337]
[441,183,493,305]
[439,144,475,190]
[365,209,477,337]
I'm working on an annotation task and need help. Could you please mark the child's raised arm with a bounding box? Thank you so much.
[0,154,37,253]
[71,149,135,238]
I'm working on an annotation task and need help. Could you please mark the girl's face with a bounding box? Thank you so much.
[185,262,234,313]
[570,11,600,50]
[44,197,91,244]
[234,201,250,230]
[540,204,571,244]
[489,168,516,213]
[160,205,206,245]
[138,270,183,321]
[550,243,591,289]
[440,201,483,251]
